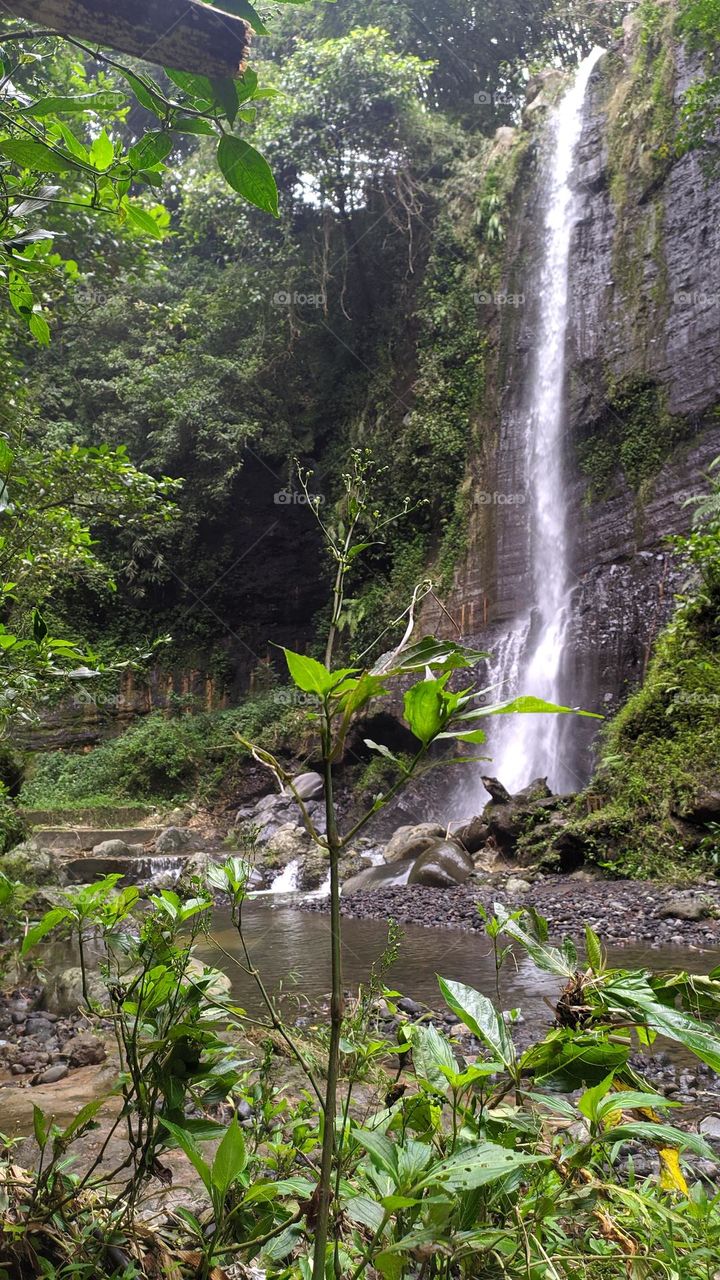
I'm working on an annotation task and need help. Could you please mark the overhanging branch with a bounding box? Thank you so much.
[0,0,252,78]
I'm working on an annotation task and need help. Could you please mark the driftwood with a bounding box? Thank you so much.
[1,0,251,78]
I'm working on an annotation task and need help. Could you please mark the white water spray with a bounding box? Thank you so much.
[488,47,605,795]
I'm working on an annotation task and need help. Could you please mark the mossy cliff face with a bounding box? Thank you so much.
[428,14,720,780]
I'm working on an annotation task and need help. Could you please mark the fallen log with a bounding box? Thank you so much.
[1,0,251,78]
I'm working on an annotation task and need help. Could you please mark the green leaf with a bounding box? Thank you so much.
[601,974,720,1074]
[32,1104,47,1148]
[344,1194,385,1231]
[585,924,603,973]
[211,1116,247,1194]
[25,91,126,116]
[403,678,447,746]
[28,312,50,345]
[171,115,217,136]
[62,1098,105,1140]
[437,978,515,1067]
[409,1023,457,1094]
[353,1127,399,1180]
[282,647,333,695]
[159,1118,212,1194]
[90,129,114,171]
[420,1142,547,1191]
[21,907,70,956]
[602,1122,715,1159]
[124,204,164,240]
[578,1073,614,1123]
[378,636,487,675]
[127,131,173,170]
[0,139,78,174]
[217,135,279,217]
[519,1029,629,1089]
[212,0,268,34]
[494,905,575,978]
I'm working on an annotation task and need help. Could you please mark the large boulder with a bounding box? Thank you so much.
[92,838,130,858]
[41,967,109,1017]
[674,790,720,826]
[384,823,444,864]
[289,771,323,800]
[407,839,474,888]
[453,816,490,855]
[343,862,414,894]
[1,840,58,886]
[155,827,192,855]
[264,823,313,869]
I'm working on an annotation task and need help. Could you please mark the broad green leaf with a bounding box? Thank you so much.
[217,135,279,216]
[209,77,240,124]
[437,978,515,1067]
[282,647,333,695]
[28,312,50,345]
[601,974,720,1074]
[585,924,603,973]
[32,1104,47,1148]
[0,139,78,174]
[596,1090,677,1120]
[125,204,164,240]
[520,1029,629,1089]
[494,905,575,978]
[409,1023,457,1094]
[90,129,114,170]
[603,1122,715,1159]
[62,1098,105,1140]
[127,131,173,170]
[353,1127,399,1180]
[25,91,126,116]
[21,907,70,956]
[159,1118,212,1194]
[344,1194,384,1231]
[420,1142,547,1190]
[212,0,268,34]
[172,115,216,136]
[403,678,447,746]
[458,695,602,720]
[578,1073,614,1123]
[211,1116,247,1194]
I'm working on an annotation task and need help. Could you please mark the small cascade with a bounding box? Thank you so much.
[250,858,302,896]
[483,46,605,797]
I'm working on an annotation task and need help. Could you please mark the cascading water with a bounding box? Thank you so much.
[485,47,605,797]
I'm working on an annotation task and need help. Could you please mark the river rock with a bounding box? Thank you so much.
[185,958,231,1002]
[298,848,329,892]
[504,876,532,897]
[659,894,712,921]
[407,840,474,888]
[513,778,552,804]
[384,823,444,864]
[92,838,131,858]
[41,968,109,1017]
[699,1116,720,1140]
[155,827,192,855]
[1,841,58,886]
[33,1063,68,1085]
[66,1032,106,1067]
[290,771,323,800]
[453,817,490,854]
[264,823,313,868]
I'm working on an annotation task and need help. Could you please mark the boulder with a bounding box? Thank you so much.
[453,816,489,855]
[660,894,713,922]
[343,862,413,894]
[155,827,192,855]
[185,958,232,1002]
[481,776,512,804]
[264,823,313,868]
[384,823,444,864]
[504,876,532,897]
[66,1032,106,1067]
[674,790,720,826]
[92,838,130,858]
[407,839,474,888]
[1,841,58,886]
[33,1063,68,1086]
[41,968,109,1017]
[289,771,323,800]
[513,778,552,805]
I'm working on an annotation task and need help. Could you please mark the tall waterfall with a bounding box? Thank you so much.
[485,48,605,796]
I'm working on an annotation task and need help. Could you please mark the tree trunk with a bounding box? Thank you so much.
[3,0,251,78]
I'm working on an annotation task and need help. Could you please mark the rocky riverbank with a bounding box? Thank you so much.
[304,872,720,949]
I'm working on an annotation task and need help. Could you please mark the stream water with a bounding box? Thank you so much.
[194,902,717,1047]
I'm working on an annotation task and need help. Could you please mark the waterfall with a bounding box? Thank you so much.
[486,48,605,797]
